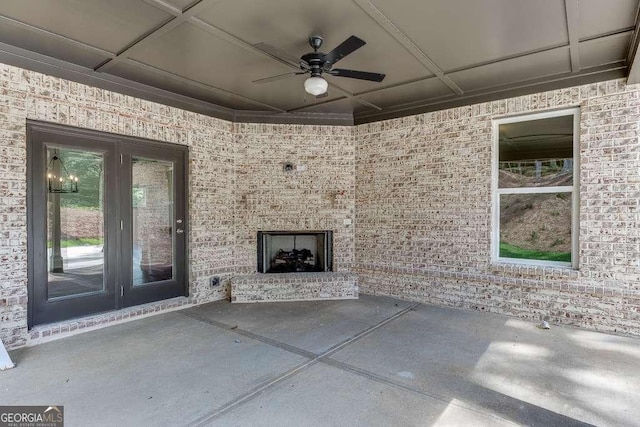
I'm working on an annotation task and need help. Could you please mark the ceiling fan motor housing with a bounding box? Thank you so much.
[301,52,327,76]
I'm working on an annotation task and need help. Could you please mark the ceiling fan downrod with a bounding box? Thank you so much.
[302,36,326,77]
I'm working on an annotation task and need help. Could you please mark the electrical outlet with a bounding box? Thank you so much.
[210,276,220,287]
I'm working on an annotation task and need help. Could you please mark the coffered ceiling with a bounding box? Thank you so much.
[0,0,638,124]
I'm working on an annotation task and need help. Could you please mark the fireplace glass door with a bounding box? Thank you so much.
[258,231,332,273]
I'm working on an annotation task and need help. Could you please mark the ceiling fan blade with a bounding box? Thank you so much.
[329,68,386,82]
[252,72,304,84]
[323,36,366,65]
[253,42,307,69]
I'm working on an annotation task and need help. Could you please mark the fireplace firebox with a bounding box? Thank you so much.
[257,231,333,273]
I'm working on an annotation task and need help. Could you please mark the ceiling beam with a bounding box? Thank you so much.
[234,110,354,126]
[295,28,634,113]
[564,0,581,72]
[0,0,632,125]
[0,39,354,125]
[141,0,183,15]
[289,76,446,114]
[145,1,307,74]
[187,17,382,111]
[95,0,222,72]
[626,2,640,84]
[323,82,381,111]
[444,42,569,75]
[185,17,298,70]
[355,64,626,124]
[0,4,285,112]
[126,59,287,112]
[0,40,236,121]
[141,0,383,112]
[581,27,636,42]
[5,5,627,105]
[0,35,627,127]
[351,0,463,95]
[0,15,114,58]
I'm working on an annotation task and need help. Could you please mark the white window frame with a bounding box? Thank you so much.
[491,107,580,269]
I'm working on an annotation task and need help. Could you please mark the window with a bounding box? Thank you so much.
[492,108,579,268]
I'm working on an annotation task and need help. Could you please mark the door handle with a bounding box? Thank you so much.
[176,228,184,234]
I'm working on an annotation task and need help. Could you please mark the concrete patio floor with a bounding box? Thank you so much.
[2,294,639,426]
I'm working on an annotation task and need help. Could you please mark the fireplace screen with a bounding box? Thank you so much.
[258,231,332,273]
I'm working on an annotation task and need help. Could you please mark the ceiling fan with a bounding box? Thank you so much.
[253,35,386,97]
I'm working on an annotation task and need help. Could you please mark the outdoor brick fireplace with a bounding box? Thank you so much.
[257,231,333,273]
[229,230,357,303]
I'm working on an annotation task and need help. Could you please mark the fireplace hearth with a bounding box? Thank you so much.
[258,231,332,273]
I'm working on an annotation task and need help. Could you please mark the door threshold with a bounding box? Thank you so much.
[26,296,195,349]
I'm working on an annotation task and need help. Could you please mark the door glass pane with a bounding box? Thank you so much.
[132,157,174,285]
[47,147,105,299]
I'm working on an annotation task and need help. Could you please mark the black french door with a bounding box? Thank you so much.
[119,142,187,307]
[28,122,187,327]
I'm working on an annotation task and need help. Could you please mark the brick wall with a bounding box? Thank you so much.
[1,59,640,349]
[233,123,356,275]
[0,63,235,348]
[355,79,640,336]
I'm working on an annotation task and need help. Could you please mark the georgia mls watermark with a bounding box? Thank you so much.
[0,406,64,427]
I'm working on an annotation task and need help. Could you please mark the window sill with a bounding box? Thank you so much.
[490,259,580,279]
[493,257,575,269]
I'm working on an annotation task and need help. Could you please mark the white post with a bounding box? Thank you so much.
[0,339,15,370]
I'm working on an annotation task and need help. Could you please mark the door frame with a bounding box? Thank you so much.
[27,121,189,328]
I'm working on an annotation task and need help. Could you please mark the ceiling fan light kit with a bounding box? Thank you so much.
[304,76,328,96]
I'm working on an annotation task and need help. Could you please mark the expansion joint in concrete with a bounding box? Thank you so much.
[181,302,419,425]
